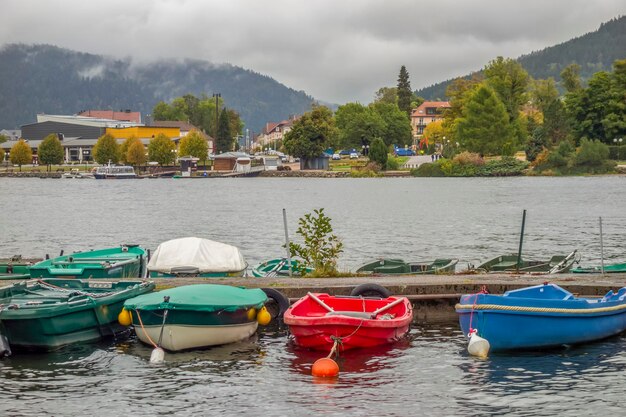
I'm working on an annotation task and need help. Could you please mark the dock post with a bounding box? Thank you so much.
[516,209,526,273]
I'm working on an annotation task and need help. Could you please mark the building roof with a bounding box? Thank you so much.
[151,120,197,131]
[214,151,251,159]
[78,110,141,124]
[411,101,451,117]
[36,114,140,128]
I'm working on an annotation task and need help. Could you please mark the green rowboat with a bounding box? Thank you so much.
[28,245,147,279]
[0,255,41,280]
[571,262,626,274]
[124,284,267,351]
[475,250,578,274]
[251,258,313,277]
[356,258,459,275]
[0,279,155,354]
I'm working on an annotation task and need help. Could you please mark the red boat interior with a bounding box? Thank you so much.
[290,294,407,319]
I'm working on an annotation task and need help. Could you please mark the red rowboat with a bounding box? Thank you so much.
[284,293,413,351]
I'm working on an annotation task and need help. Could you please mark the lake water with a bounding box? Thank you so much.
[2,176,626,416]
[2,323,626,416]
[1,176,625,270]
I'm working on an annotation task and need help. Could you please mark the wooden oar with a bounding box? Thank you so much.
[308,292,334,312]
[369,297,405,318]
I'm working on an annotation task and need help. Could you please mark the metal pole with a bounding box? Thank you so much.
[283,208,292,276]
[516,209,526,273]
[599,217,605,276]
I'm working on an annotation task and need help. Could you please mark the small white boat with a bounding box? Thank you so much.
[93,162,136,179]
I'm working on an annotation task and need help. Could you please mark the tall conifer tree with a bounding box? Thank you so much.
[397,65,413,117]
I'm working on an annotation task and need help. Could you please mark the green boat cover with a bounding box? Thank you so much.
[124,284,267,312]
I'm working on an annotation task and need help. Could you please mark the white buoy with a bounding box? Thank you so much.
[150,347,165,363]
[467,330,490,358]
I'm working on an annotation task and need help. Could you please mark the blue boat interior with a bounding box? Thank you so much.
[504,283,574,300]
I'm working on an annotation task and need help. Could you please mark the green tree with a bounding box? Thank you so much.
[575,138,610,166]
[397,65,413,117]
[603,59,626,141]
[370,102,412,147]
[374,87,397,104]
[288,208,343,277]
[216,109,233,153]
[283,106,337,159]
[335,102,385,149]
[38,134,64,170]
[92,134,120,164]
[179,130,209,163]
[148,133,176,165]
[119,135,140,164]
[0,134,7,144]
[442,76,483,143]
[368,137,388,168]
[9,139,32,171]
[560,63,582,93]
[524,117,547,162]
[542,99,570,146]
[484,57,529,126]
[456,85,515,156]
[126,139,147,167]
[531,78,559,114]
[0,147,5,163]
[566,71,612,143]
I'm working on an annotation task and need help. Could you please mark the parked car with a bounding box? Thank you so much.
[332,153,341,160]
[349,152,359,159]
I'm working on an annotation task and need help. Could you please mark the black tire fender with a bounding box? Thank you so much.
[261,288,290,319]
[350,283,392,298]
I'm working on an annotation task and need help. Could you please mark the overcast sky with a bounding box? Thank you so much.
[1,0,624,104]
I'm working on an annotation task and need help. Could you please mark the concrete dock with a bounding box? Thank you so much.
[135,273,626,322]
[7,273,624,323]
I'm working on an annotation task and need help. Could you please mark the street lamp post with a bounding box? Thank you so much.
[212,93,221,153]
[614,138,623,160]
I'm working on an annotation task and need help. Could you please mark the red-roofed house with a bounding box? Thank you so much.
[78,109,142,124]
[256,116,299,149]
[410,101,450,138]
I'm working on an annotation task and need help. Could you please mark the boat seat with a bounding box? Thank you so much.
[325,311,372,319]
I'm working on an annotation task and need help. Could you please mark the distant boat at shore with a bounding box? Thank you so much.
[93,162,136,179]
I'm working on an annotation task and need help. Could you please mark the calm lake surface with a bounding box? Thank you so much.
[1,176,625,269]
[1,176,626,416]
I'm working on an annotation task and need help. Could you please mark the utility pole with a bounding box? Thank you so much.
[212,93,221,154]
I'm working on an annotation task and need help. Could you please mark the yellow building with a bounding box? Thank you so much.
[105,126,181,140]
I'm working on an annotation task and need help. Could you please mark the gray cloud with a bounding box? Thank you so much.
[0,0,624,104]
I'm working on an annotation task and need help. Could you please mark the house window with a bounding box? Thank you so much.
[426,107,436,115]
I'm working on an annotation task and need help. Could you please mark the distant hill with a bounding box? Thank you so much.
[415,16,626,100]
[0,44,317,132]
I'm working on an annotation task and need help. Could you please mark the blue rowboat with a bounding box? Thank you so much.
[456,283,626,352]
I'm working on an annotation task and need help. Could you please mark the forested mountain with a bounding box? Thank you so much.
[0,44,316,132]
[415,16,626,100]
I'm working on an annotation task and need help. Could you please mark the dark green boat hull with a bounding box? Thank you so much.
[28,246,146,279]
[356,258,458,275]
[0,279,155,351]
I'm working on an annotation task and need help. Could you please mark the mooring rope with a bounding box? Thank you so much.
[456,302,626,314]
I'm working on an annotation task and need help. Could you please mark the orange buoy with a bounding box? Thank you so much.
[311,357,339,377]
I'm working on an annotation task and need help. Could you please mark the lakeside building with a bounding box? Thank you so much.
[410,101,450,142]
[255,116,298,150]
[0,113,195,164]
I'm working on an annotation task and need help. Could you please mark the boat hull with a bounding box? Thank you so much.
[0,279,155,351]
[28,246,146,279]
[134,322,259,351]
[148,269,246,278]
[251,258,312,277]
[456,284,626,351]
[356,258,458,275]
[284,294,413,351]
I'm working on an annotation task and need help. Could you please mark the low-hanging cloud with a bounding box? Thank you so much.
[0,0,624,104]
